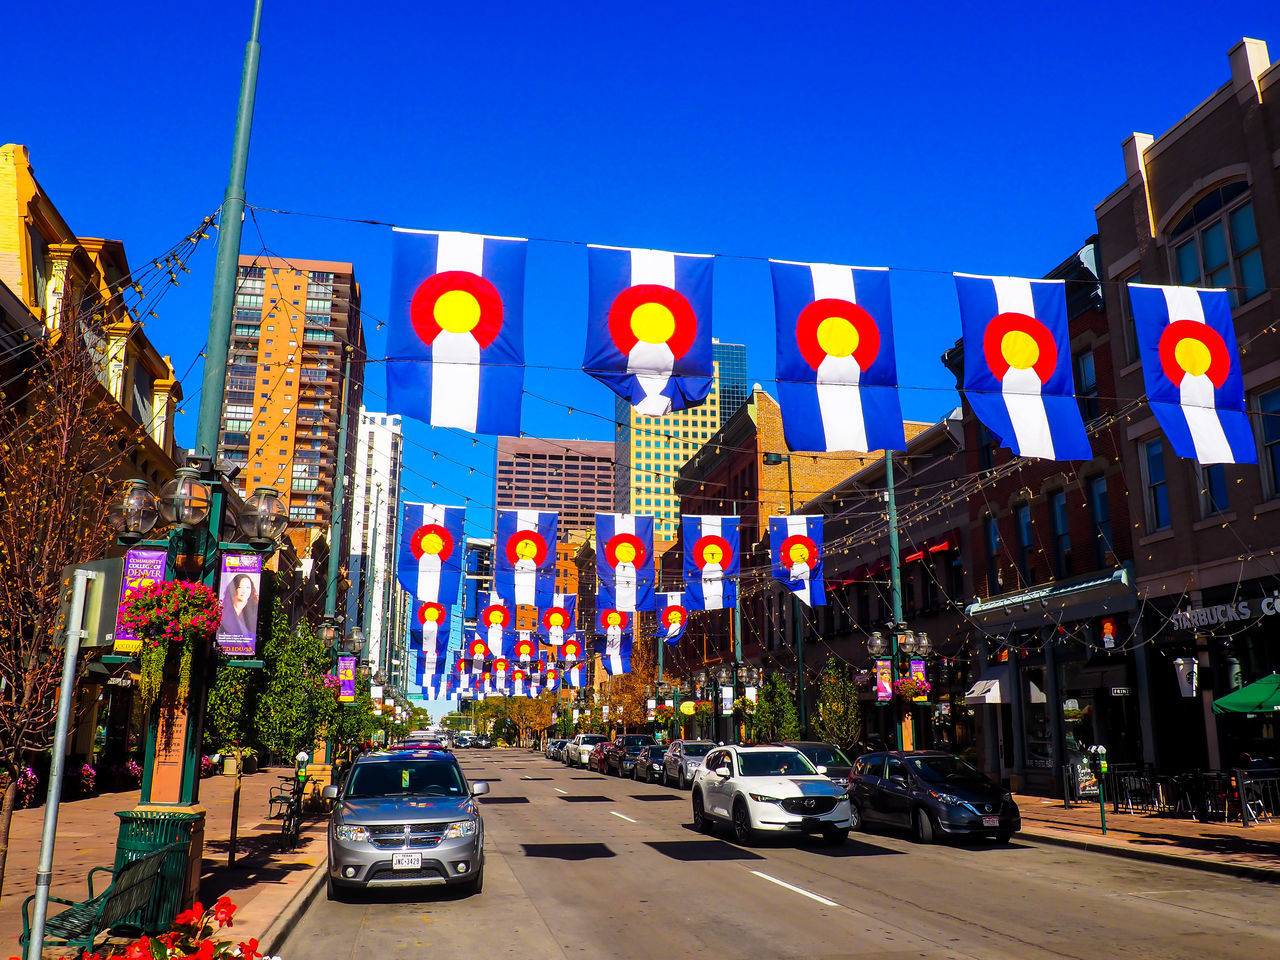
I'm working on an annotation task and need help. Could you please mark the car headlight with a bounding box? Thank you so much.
[748,793,782,804]
[443,819,478,839]
[333,824,369,842]
[929,790,967,807]
[685,760,699,769]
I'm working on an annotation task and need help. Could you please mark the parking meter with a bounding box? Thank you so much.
[296,749,311,782]
[1086,745,1108,833]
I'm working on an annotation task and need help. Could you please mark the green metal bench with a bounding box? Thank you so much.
[20,841,189,952]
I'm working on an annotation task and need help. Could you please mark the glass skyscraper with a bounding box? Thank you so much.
[712,339,749,425]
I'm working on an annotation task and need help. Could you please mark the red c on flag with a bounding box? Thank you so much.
[693,535,732,569]
[410,271,504,348]
[796,299,881,372]
[543,606,570,630]
[607,284,698,359]
[417,602,446,626]
[562,639,582,659]
[482,604,509,628]
[506,530,548,567]
[662,604,687,627]
[1158,320,1230,387]
[410,524,454,561]
[468,637,488,658]
[599,609,629,630]
[605,532,646,568]
[516,636,536,658]
[779,534,819,569]
[982,312,1057,382]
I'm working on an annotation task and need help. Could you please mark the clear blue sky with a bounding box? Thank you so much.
[7,1,1280,707]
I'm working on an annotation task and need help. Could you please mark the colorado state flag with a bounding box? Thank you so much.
[682,515,739,610]
[771,260,905,453]
[595,513,656,613]
[397,503,465,606]
[410,601,449,657]
[769,515,825,607]
[585,245,714,415]
[494,510,558,609]
[1128,284,1255,464]
[539,593,577,645]
[596,609,633,675]
[387,228,526,435]
[955,273,1091,461]
[659,592,689,644]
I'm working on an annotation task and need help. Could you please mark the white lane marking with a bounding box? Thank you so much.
[610,811,637,823]
[555,787,568,794]
[750,870,840,908]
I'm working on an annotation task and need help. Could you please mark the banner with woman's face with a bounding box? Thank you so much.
[217,553,263,656]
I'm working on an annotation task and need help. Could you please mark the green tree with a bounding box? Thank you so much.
[810,657,861,750]
[329,675,377,757]
[204,660,261,753]
[254,602,331,760]
[753,671,799,743]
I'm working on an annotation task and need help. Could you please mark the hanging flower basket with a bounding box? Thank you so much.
[692,700,715,724]
[732,697,756,720]
[892,676,931,702]
[117,580,221,711]
[654,704,675,724]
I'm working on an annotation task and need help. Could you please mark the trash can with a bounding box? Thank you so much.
[114,810,201,933]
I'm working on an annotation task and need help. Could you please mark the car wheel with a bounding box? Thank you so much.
[823,827,849,846]
[692,791,712,833]
[848,802,863,832]
[661,769,669,787]
[326,874,346,902]
[732,799,755,845]
[996,830,1013,844]
[678,768,687,790]
[913,808,936,844]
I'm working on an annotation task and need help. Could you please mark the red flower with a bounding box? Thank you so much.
[125,937,152,960]
[192,939,216,960]
[175,903,204,927]
[213,897,237,927]
[238,938,260,960]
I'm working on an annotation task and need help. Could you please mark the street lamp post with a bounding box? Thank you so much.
[764,452,806,737]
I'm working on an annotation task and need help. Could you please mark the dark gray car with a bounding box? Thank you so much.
[323,750,490,898]
[662,740,715,789]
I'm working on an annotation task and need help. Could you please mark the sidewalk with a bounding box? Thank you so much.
[1014,791,1280,880]
[0,767,328,954]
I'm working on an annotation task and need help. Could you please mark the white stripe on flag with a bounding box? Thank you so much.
[700,516,725,609]
[992,276,1054,459]
[1163,287,1234,463]
[430,233,487,432]
[809,265,867,452]
[436,232,485,273]
[512,510,541,606]
[628,250,677,414]
[809,263,856,301]
[785,516,812,607]
[614,515,638,611]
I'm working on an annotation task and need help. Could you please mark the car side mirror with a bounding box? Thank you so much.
[889,774,907,786]
[321,784,339,800]
[471,781,490,796]
[816,765,828,775]
[715,765,731,778]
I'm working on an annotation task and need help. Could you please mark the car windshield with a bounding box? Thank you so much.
[581,735,607,744]
[796,744,851,767]
[346,760,467,798]
[737,750,818,777]
[646,746,666,759]
[906,755,989,786]
[620,736,653,747]
[681,743,712,757]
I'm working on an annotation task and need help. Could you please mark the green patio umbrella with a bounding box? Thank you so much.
[1212,673,1280,714]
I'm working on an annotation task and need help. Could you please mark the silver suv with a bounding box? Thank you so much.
[323,750,489,898]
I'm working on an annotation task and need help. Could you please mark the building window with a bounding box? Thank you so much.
[977,422,995,471]
[1015,504,1032,586]
[1050,490,1070,579]
[1144,439,1171,531]
[1169,182,1265,305]
[1119,271,1141,363]
[1075,349,1099,422]
[1258,387,1280,499]
[1087,475,1112,569]
[985,516,1001,595]
[1199,463,1229,517]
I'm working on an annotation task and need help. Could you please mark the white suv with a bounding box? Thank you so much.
[565,734,608,768]
[691,745,853,845]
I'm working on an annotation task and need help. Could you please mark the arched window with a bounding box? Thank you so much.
[1168,181,1265,305]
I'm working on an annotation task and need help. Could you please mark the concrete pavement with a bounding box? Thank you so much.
[282,751,1280,960]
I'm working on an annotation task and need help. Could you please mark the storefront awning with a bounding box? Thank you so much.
[928,530,959,553]
[963,664,1046,706]
[904,549,925,563]
[964,567,1137,631]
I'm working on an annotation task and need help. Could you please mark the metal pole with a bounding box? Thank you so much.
[26,568,97,960]
[886,451,910,749]
[195,0,265,456]
[783,456,806,737]
[362,484,382,663]
[325,349,353,619]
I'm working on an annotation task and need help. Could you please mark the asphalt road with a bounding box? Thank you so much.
[282,749,1280,960]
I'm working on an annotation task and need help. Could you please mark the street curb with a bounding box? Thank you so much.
[1020,828,1280,883]
[258,863,325,956]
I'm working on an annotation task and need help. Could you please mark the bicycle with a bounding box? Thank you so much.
[268,774,303,850]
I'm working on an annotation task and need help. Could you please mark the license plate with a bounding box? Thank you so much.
[982,817,1000,828]
[392,853,422,870]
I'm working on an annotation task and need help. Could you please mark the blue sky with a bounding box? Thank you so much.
[8,1,1280,707]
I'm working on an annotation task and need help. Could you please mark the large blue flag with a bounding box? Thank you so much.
[769,515,826,607]
[955,274,1091,461]
[494,510,558,609]
[771,260,905,453]
[1128,283,1255,464]
[585,245,714,415]
[681,515,739,610]
[387,228,525,435]
[409,601,449,657]
[596,608,633,676]
[595,513,656,612]
[660,592,689,644]
[397,503,465,605]
[539,593,577,645]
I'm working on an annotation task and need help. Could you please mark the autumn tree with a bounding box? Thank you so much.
[810,657,862,750]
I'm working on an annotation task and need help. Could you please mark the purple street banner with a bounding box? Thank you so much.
[876,660,893,702]
[910,659,929,702]
[339,656,357,703]
[113,548,167,654]
[217,552,264,656]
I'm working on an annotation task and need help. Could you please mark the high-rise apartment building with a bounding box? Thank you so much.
[713,339,749,425]
[494,437,614,536]
[613,344,747,543]
[347,408,404,677]
[217,256,364,553]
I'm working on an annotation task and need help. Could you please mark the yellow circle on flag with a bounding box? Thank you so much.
[1000,330,1040,370]
[630,302,676,344]
[816,316,859,357]
[788,543,810,564]
[420,531,444,555]
[514,537,538,560]
[679,700,696,716]
[701,543,723,565]
[1174,337,1213,377]
[434,289,482,333]
[615,542,637,564]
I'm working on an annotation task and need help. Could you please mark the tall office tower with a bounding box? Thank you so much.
[713,339,749,425]
[613,343,746,544]
[494,437,614,534]
[346,408,404,676]
[217,256,365,553]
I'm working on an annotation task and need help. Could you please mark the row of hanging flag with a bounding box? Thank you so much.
[386,228,1256,467]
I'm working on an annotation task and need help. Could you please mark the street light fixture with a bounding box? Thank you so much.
[109,479,160,545]
[899,630,918,657]
[915,632,931,658]
[238,486,288,549]
[157,466,212,529]
[318,619,338,652]
[867,631,886,657]
[345,626,366,659]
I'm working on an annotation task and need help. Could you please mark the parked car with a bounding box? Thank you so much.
[662,740,715,789]
[472,736,493,749]
[323,749,489,899]
[454,736,473,749]
[633,744,667,783]
[565,734,608,768]
[848,750,1020,843]
[603,734,657,777]
[587,741,615,773]
[691,745,853,845]
[545,739,567,761]
[783,741,854,788]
